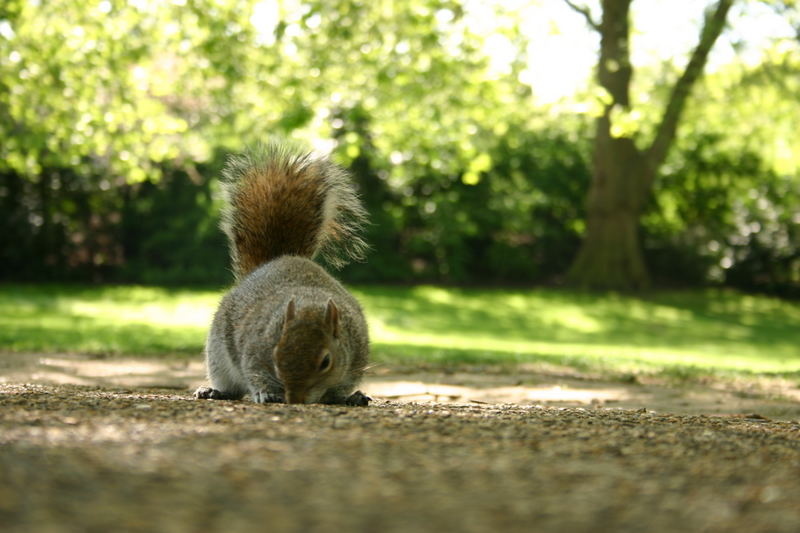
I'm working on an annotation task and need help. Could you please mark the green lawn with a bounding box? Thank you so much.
[1,283,798,378]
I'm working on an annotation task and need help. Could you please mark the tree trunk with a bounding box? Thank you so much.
[569,205,648,290]
[563,0,733,290]
[568,120,652,289]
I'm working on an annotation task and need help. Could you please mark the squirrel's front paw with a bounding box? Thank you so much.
[195,386,227,400]
[252,391,285,404]
[344,390,372,407]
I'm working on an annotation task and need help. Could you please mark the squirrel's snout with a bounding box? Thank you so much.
[285,389,308,404]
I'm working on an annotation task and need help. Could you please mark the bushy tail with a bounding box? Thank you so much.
[220,140,368,280]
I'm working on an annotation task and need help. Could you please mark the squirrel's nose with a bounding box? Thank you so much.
[285,389,307,404]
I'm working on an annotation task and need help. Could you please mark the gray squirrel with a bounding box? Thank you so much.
[194,141,371,405]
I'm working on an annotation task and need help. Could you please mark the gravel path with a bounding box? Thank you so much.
[2,382,799,533]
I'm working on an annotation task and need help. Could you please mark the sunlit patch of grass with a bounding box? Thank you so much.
[1,283,798,377]
[355,286,800,376]
[0,285,220,356]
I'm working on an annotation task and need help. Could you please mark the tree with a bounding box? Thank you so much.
[563,0,734,289]
[0,0,529,282]
[0,0,259,276]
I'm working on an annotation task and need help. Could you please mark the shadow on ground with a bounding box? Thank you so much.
[1,382,799,533]
[2,352,799,419]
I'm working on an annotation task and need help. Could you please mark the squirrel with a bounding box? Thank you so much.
[194,140,371,406]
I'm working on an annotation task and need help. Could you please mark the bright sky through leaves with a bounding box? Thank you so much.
[496,1,795,104]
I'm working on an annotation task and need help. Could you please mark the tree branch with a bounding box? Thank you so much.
[563,0,600,31]
[596,0,633,107]
[645,0,734,172]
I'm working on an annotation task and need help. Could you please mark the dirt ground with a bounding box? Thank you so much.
[2,353,800,532]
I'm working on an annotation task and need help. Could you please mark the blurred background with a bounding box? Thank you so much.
[0,1,799,380]
[1,0,797,293]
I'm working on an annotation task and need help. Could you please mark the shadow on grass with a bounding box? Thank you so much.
[2,283,799,376]
[357,286,800,370]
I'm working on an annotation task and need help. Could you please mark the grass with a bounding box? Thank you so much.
[1,283,799,378]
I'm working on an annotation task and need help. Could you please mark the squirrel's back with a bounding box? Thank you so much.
[221,141,368,280]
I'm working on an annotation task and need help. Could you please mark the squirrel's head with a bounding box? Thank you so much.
[273,297,344,404]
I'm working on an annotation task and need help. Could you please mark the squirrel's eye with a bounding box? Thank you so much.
[319,353,332,372]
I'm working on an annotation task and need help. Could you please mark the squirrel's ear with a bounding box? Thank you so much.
[284,298,296,328]
[325,299,339,338]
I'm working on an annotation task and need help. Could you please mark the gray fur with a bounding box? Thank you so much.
[203,256,369,403]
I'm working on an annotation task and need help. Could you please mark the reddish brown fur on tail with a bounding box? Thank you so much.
[221,141,368,280]
[229,162,324,277]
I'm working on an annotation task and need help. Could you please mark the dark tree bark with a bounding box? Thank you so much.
[565,0,734,289]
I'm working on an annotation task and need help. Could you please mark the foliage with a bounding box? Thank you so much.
[641,49,800,295]
[0,0,244,180]
[0,1,798,293]
[2,283,799,377]
[339,116,591,283]
[646,131,800,296]
[118,163,230,285]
